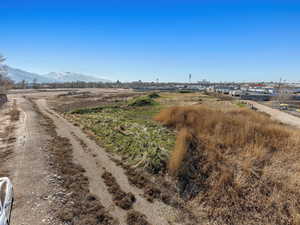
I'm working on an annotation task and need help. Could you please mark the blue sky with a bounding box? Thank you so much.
[1,0,300,82]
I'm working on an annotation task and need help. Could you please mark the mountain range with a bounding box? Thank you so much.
[2,65,111,83]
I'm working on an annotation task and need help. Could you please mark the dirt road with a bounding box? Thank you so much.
[248,100,300,129]
[0,91,185,225]
[0,96,60,225]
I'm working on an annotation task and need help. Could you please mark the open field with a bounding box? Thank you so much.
[1,88,300,225]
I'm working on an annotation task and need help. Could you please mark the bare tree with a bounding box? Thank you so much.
[0,55,13,92]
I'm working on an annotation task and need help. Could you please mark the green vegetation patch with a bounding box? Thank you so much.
[68,105,175,173]
[70,106,107,114]
[236,102,247,108]
[128,96,158,107]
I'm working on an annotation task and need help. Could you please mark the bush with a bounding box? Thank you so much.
[128,96,157,107]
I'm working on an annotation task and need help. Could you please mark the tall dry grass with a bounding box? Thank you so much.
[154,105,300,225]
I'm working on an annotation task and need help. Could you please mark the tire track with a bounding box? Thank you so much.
[31,98,118,225]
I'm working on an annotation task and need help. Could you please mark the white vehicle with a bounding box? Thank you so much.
[0,178,13,225]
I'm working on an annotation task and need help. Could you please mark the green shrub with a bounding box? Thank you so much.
[128,96,157,107]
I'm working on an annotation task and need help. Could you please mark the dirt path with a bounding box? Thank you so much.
[248,101,300,129]
[36,99,174,224]
[1,96,60,225]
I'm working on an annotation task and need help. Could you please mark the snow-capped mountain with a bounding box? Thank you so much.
[45,72,110,83]
[3,65,54,83]
[2,65,110,83]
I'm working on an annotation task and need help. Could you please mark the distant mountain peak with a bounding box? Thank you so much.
[3,65,111,83]
[45,71,110,83]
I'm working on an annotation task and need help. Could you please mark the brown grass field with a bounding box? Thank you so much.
[155,105,300,225]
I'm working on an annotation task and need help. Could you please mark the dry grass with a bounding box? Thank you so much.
[168,127,192,174]
[155,105,300,225]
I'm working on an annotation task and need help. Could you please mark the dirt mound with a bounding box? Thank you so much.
[155,105,300,225]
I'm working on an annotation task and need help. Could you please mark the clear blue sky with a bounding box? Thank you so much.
[1,0,300,82]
